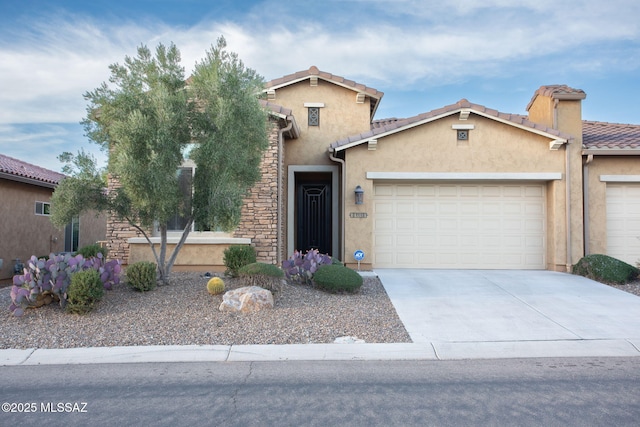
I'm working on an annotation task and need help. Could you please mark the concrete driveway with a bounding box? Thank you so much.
[377,269,640,358]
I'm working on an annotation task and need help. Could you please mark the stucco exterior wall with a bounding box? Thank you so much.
[275,80,372,166]
[78,210,108,248]
[273,79,373,259]
[584,156,640,255]
[529,96,585,268]
[341,113,572,270]
[0,180,64,280]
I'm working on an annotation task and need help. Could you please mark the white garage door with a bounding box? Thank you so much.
[373,182,546,269]
[606,183,640,265]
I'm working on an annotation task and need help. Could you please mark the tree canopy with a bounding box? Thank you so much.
[52,37,269,283]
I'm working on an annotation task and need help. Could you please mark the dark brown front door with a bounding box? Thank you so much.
[296,174,332,255]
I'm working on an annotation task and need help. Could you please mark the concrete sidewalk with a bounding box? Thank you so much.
[2,269,640,365]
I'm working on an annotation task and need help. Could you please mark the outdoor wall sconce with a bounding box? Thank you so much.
[355,185,364,205]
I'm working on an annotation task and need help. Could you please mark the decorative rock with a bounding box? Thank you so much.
[334,336,366,344]
[219,286,274,313]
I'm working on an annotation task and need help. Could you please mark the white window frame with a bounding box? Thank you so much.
[157,160,231,238]
[35,201,51,216]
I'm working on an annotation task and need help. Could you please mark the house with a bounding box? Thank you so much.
[109,66,640,272]
[0,154,107,281]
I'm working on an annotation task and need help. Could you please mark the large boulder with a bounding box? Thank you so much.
[219,286,274,313]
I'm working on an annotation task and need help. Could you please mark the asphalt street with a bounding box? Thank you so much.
[2,357,640,426]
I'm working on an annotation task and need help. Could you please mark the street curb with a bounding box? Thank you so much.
[2,339,639,366]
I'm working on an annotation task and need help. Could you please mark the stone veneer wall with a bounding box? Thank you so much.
[233,120,282,264]
[105,173,144,264]
[105,119,283,266]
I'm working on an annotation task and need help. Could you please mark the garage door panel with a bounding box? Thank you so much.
[396,234,415,246]
[460,202,480,214]
[417,219,437,231]
[460,186,480,197]
[460,218,479,230]
[525,187,544,199]
[525,235,545,249]
[396,219,415,230]
[396,185,415,196]
[482,203,501,215]
[481,235,501,248]
[440,219,458,231]
[503,235,523,247]
[439,202,459,214]
[396,202,414,214]
[438,186,458,197]
[417,185,436,196]
[606,183,640,265]
[481,218,502,231]
[374,202,394,214]
[502,219,522,231]
[373,182,546,269]
[375,234,394,246]
[524,219,545,233]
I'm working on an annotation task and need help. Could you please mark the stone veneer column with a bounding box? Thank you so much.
[105,173,142,264]
[233,120,281,264]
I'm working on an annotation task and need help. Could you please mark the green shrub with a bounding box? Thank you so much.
[126,261,157,292]
[223,245,256,277]
[331,257,343,266]
[76,243,108,259]
[313,264,363,293]
[572,254,639,285]
[238,262,285,292]
[65,269,104,314]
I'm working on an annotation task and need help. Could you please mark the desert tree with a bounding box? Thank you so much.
[52,38,269,284]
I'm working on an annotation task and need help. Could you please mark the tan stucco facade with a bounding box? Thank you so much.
[103,66,640,272]
[341,113,576,271]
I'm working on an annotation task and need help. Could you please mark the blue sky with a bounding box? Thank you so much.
[1,0,639,172]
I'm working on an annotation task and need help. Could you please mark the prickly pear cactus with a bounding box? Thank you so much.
[207,277,225,295]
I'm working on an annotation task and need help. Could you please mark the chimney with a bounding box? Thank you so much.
[526,85,586,137]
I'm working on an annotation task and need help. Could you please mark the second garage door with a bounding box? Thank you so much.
[606,183,640,266]
[373,182,546,269]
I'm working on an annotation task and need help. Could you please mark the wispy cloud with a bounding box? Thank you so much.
[0,123,107,172]
[0,0,639,170]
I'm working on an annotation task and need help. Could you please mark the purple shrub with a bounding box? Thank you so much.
[281,249,332,285]
[9,252,122,317]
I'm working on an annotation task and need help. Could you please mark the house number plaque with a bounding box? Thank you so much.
[349,212,368,218]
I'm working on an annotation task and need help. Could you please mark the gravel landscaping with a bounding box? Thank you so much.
[608,279,640,297]
[2,272,640,350]
[0,273,411,349]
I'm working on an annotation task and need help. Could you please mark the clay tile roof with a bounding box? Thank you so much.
[265,66,384,99]
[331,99,569,151]
[260,99,293,117]
[0,153,65,187]
[372,118,403,129]
[583,120,640,149]
[527,85,586,110]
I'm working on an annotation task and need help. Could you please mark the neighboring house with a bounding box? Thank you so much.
[109,66,640,272]
[0,154,107,281]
